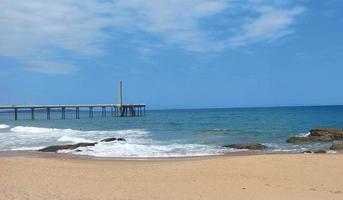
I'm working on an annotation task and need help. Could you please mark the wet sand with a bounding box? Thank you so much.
[1,154,343,200]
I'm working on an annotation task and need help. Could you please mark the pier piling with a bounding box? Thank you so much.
[62,107,66,120]
[14,108,18,120]
[31,108,35,120]
[1,104,145,121]
[47,108,51,120]
[89,107,93,118]
[76,107,80,119]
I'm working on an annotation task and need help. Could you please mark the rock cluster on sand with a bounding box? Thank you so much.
[287,128,343,144]
[222,143,266,150]
[301,149,326,154]
[38,137,126,152]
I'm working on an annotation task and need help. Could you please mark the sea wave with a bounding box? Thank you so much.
[0,124,10,129]
[8,126,148,139]
[59,142,228,158]
[58,136,95,143]
[0,126,150,152]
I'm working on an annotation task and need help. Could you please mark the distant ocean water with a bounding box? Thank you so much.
[0,106,342,158]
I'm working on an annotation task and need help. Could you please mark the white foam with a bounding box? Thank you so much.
[9,126,148,137]
[60,142,227,158]
[11,146,45,151]
[0,124,10,129]
[0,125,149,152]
[58,136,94,143]
[10,126,75,134]
[296,132,310,137]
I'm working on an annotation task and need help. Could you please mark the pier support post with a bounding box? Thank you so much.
[31,108,35,120]
[76,107,80,119]
[102,106,106,117]
[89,107,93,118]
[14,108,18,120]
[47,108,51,120]
[62,107,66,120]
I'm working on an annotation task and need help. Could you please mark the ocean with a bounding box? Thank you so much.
[0,106,342,158]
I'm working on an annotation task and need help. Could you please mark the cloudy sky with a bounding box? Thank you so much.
[0,0,342,109]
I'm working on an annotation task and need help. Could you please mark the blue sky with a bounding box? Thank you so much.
[0,0,342,109]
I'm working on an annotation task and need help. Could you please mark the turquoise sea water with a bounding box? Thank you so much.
[0,106,342,158]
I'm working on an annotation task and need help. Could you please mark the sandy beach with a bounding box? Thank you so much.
[1,154,343,200]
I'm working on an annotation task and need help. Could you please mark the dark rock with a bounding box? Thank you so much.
[287,137,314,144]
[286,135,334,144]
[310,128,343,140]
[330,142,343,151]
[301,149,326,154]
[287,128,343,144]
[38,142,97,152]
[222,143,266,150]
[301,150,312,154]
[313,149,326,154]
[100,137,126,142]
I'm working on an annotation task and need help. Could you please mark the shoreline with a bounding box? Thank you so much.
[0,149,303,161]
[1,153,343,200]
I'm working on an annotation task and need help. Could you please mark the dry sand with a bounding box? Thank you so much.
[1,154,343,200]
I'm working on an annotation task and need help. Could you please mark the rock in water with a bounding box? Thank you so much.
[39,142,97,152]
[330,142,343,151]
[287,128,343,144]
[286,135,334,144]
[287,137,314,144]
[100,137,126,142]
[222,143,266,150]
[310,128,343,140]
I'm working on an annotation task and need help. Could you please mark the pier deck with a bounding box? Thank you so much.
[0,104,146,120]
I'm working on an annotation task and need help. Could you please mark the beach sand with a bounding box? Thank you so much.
[1,154,343,200]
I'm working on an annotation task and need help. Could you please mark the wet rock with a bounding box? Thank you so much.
[310,128,343,140]
[330,142,343,151]
[313,149,326,154]
[222,143,266,150]
[287,128,343,144]
[38,142,97,152]
[301,150,312,154]
[287,137,314,144]
[287,135,334,144]
[100,137,126,142]
[301,149,326,154]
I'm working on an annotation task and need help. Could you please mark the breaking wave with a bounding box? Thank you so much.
[1,125,228,158]
[0,124,10,129]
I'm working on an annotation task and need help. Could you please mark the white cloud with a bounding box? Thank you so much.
[229,6,305,46]
[26,61,77,75]
[0,0,306,74]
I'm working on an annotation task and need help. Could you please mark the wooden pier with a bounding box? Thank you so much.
[0,81,146,120]
[0,104,146,120]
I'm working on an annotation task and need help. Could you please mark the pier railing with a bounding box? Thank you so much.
[0,104,146,120]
